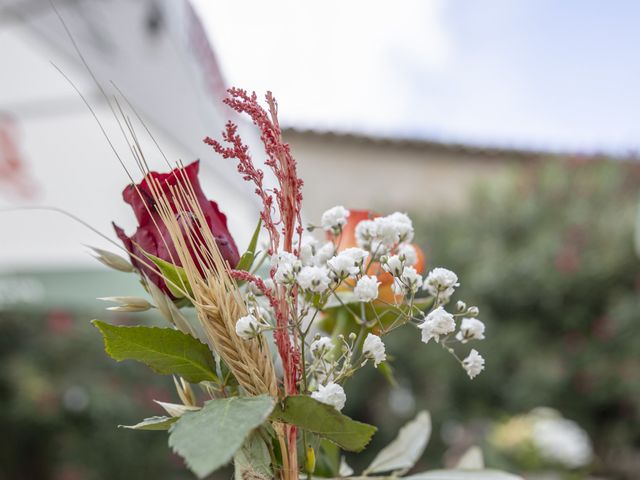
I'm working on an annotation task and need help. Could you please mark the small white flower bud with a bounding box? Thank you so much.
[467,306,480,316]
[354,275,380,302]
[311,382,346,411]
[310,336,334,357]
[418,306,456,344]
[456,317,486,343]
[382,255,404,277]
[235,314,261,340]
[462,349,485,379]
[321,206,350,233]
[456,300,467,312]
[362,333,386,367]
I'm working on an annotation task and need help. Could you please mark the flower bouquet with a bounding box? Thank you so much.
[89,88,520,480]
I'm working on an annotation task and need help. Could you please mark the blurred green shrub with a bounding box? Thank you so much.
[346,160,640,478]
[0,309,194,480]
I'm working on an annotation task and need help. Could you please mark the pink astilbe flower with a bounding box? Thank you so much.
[205,88,304,394]
[206,89,304,476]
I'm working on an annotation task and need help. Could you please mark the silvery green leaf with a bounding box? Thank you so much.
[364,410,431,475]
[154,400,200,417]
[405,469,525,480]
[454,446,484,469]
[119,415,178,430]
[234,432,272,480]
[339,457,354,477]
[168,395,275,479]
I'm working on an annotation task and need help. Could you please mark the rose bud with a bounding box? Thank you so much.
[113,160,240,298]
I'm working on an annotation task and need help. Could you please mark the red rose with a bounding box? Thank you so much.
[113,160,239,297]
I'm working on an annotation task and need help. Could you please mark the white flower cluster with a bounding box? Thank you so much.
[321,206,350,234]
[424,267,460,302]
[236,206,490,415]
[363,333,386,367]
[354,212,414,257]
[311,381,346,411]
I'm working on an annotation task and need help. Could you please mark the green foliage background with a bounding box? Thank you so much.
[345,160,640,479]
[1,160,639,479]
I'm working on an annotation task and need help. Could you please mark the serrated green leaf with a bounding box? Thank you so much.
[236,218,262,272]
[365,410,431,475]
[145,252,192,298]
[119,416,178,430]
[271,396,376,452]
[405,469,524,480]
[92,320,218,384]
[169,395,275,479]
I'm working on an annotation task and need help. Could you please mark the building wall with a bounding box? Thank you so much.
[284,130,536,221]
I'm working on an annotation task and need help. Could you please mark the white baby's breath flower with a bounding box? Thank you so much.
[327,252,360,279]
[456,317,486,343]
[297,266,331,294]
[274,263,297,285]
[263,278,275,293]
[392,266,423,295]
[311,382,346,411]
[355,219,377,249]
[314,242,336,266]
[299,236,318,266]
[462,349,485,379]
[373,216,400,247]
[397,244,418,266]
[423,267,459,301]
[272,251,301,286]
[387,212,414,243]
[341,247,369,270]
[419,306,456,343]
[235,314,261,340]
[382,255,404,277]
[354,275,380,302]
[321,206,350,232]
[363,333,386,367]
[271,251,298,269]
[310,336,334,357]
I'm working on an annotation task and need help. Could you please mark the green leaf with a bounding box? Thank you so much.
[234,432,272,480]
[405,470,524,480]
[119,416,178,431]
[145,252,192,298]
[168,395,275,479]
[92,320,218,384]
[364,410,431,475]
[314,439,341,477]
[270,396,376,452]
[236,218,262,272]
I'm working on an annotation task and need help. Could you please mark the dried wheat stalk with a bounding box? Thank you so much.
[143,164,278,397]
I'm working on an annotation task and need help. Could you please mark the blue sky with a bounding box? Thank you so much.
[196,0,640,154]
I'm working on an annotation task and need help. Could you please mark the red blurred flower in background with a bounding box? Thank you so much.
[113,160,239,297]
